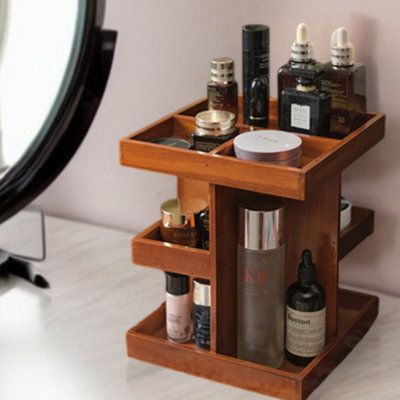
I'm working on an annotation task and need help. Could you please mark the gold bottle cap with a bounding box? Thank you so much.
[161,198,208,228]
[195,110,236,137]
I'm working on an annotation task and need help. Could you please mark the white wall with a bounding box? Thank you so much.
[37,0,400,296]
[36,0,265,232]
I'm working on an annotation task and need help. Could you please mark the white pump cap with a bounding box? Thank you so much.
[331,27,354,66]
[290,23,314,62]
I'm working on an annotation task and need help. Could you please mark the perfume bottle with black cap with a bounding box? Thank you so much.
[280,67,331,136]
[242,24,269,128]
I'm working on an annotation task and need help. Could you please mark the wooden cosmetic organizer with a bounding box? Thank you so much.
[120,97,384,400]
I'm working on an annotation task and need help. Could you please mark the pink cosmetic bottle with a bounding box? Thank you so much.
[165,272,191,343]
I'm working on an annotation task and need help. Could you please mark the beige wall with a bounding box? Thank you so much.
[37,1,400,295]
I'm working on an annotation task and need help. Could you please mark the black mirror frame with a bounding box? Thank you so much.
[0,0,117,224]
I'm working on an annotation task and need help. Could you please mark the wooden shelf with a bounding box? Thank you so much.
[127,289,378,400]
[122,95,385,400]
[120,97,385,200]
[339,207,374,260]
[132,221,210,280]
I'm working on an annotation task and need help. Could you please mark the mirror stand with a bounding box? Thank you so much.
[0,250,49,288]
[0,206,49,289]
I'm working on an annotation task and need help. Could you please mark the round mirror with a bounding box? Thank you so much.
[0,0,117,223]
[0,0,84,170]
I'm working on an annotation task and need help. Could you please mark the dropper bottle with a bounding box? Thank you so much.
[277,23,323,109]
[286,249,326,366]
[320,27,366,138]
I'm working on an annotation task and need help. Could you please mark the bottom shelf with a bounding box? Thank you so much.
[126,289,378,400]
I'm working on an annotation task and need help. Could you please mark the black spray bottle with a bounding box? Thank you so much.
[286,249,326,366]
[242,24,269,127]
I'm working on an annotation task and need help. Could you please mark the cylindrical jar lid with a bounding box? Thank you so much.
[193,279,211,307]
[195,110,236,137]
[161,198,208,228]
[166,272,190,295]
[239,202,284,250]
[210,57,235,83]
[234,130,302,162]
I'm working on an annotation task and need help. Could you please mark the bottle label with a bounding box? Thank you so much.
[290,104,310,130]
[286,306,326,357]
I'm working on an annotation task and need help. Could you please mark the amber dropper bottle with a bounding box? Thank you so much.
[286,250,326,366]
[277,23,323,110]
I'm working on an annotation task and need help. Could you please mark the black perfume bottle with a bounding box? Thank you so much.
[280,68,330,136]
[278,23,323,111]
[242,24,269,128]
[286,250,326,366]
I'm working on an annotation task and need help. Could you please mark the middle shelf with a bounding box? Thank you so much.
[132,206,374,279]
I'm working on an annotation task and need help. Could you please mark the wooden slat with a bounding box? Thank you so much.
[304,113,385,197]
[132,221,210,280]
[126,289,378,400]
[120,98,384,200]
[338,207,374,260]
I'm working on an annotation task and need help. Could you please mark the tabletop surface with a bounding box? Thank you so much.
[0,215,399,400]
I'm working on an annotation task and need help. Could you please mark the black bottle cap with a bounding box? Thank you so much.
[165,272,190,295]
[242,24,269,53]
[298,249,316,284]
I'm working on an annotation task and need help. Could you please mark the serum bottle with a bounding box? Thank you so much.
[286,250,326,366]
[280,68,331,136]
[320,27,366,138]
[278,23,323,110]
[207,57,238,119]
[165,272,191,343]
[237,202,285,368]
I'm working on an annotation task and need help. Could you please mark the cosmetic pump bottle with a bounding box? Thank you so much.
[320,27,366,138]
[278,23,323,110]
[207,57,238,119]
[286,250,326,366]
[242,24,269,128]
[237,202,285,368]
[165,272,191,344]
[280,68,331,136]
[193,279,211,350]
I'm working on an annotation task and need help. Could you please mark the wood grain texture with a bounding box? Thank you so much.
[126,289,378,400]
[304,113,385,197]
[120,98,384,200]
[284,175,340,342]
[132,221,211,279]
[338,207,374,261]
[177,178,210,204]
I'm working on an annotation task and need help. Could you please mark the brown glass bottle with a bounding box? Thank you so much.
[160,198,208,248]
[320,63,366,138]
[207,57,238,119]
[320,28,366,138]
[278,24,323,111]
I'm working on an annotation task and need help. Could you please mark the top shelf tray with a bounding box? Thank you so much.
[120,97,385,200]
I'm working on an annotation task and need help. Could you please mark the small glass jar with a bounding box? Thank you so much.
[160,198,208,248]
[192,110,239,153]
